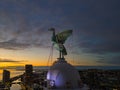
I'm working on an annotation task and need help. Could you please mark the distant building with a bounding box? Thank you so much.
[24,65,33,85]
[2,70,10,83]
[25,64,33,76]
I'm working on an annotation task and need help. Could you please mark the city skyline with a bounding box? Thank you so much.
[0,0,120,67]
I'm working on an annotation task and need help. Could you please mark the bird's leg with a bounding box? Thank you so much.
[59,51,62,59]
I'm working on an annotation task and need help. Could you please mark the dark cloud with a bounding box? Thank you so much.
[66,0,120,56]
[0,33,51,50]
[0,58,26,63]
[79,40,120,54]
[97,55,120,65]
[0,0,120,65]
[0,39,30,50]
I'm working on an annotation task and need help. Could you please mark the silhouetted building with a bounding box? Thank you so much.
[25,64,33,76]
[2,70,10,83]
[24,65,33,85]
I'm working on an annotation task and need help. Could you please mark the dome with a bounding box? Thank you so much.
[47,58,82,89]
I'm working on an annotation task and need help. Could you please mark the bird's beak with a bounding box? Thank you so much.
[48,28,55,31]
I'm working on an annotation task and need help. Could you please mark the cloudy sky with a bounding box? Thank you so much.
[0,0,120,66]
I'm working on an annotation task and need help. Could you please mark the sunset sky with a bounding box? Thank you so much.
[0,0,120,67]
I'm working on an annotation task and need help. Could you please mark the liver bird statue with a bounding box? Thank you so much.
[49,28,72,58]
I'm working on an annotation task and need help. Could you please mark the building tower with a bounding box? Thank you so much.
[46,28,88,90]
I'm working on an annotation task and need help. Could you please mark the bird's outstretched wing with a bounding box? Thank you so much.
[56,30,72,44]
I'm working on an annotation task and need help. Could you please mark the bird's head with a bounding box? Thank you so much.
[48,28,55,31]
